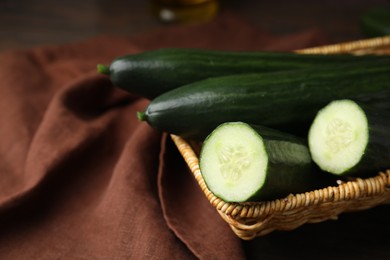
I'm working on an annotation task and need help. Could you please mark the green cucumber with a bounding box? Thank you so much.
[138,59,390,140]
[308,99,390,177]
[200,122,324,202]
[360,7,390,37]
[98,48,385,99]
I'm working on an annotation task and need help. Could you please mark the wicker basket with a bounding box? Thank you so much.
[171,36,390,240]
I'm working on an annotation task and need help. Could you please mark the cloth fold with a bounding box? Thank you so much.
[0,12,328,259]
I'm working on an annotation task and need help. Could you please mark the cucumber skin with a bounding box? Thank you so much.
[339,103,390,177]
[141,59,390,140]
[200,123,334,202]
[106,48,385,99]
[360,7,390,37]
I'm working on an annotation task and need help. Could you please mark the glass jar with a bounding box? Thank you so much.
[150,0,219,24]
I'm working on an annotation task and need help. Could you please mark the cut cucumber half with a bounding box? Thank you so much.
[199,122,320,202]
[308,99,390,177]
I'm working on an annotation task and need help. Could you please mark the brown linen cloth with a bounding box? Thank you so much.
[0,12,327,259]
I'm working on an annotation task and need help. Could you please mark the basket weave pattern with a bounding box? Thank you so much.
[171,36,390,240]
[171,135,390,240]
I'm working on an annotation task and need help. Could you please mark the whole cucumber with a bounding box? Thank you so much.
[98,48,385,99]
[138,59,390,140]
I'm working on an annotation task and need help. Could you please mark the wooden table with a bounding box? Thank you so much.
[0,0,389,51]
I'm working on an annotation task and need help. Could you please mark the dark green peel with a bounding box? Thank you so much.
[99,48,387,99]
[140,59,390,140]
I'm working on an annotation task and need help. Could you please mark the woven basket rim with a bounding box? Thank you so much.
[171,135,390,219]
[295,35,390,54]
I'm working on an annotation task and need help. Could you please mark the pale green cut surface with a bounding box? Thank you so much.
[308,100,368,175]
[199,122,268,202]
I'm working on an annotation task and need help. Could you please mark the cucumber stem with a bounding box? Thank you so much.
[137,111,147,121]
[97,64,110,75]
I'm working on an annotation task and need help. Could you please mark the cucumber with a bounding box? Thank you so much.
[98,48,385,99]
[199,122,323,202]
[360,7,390,37]
[138,59,390,140]
[308,99,390,177]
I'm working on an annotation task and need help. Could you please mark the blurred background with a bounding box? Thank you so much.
[0,0,389,51]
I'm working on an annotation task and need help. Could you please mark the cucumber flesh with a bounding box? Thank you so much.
[199,122,320,202]
[308,100,369,175]
[200,122,268,202]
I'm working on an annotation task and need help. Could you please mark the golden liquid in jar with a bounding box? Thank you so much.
[150,0,219,24]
